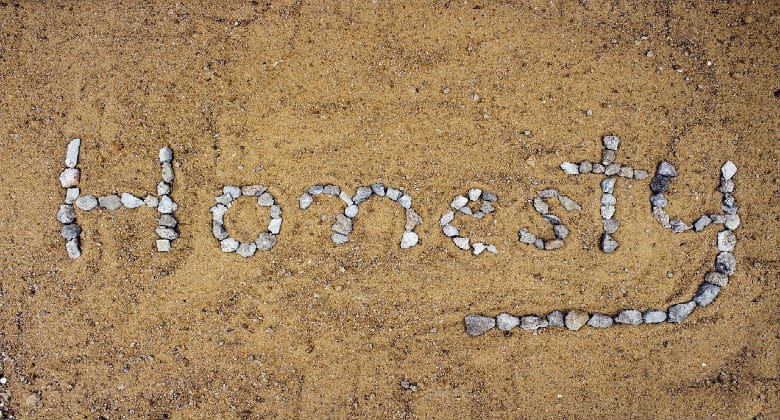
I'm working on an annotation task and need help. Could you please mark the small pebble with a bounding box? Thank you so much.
[721,161,737,180]
[653,208,671,228]
[212,222,228,240]
[518,229,536,244]
[704,271,728,287]
[667,301,696,323]
[560,162,579,175]
[602,218,620,234]
[220,238,240,252]
[144,195,159,208]
[75,195,98,211]
[719,179,734,193]
[537,189,558,199]
[578,161,593,173]
[534,238,544,249]
[156,239,171,252]
[694,283,720,307]
[158,214,177,228]
[642,310,667,324]
[161,162,174,183]
[553,225,569,239]
[66,238,81,258]
[59,168,80,188]
[633,169,649,179]
[299,193,314,209]
[400,231,419,249]
[717,230,736,252]
[65,187,79,204]
[600,205,615,219]
[601,234,619,253]
[339,190,354,206]
[56,204,76,224]
[451,195,468,210]
[468,188,482,201]
[323,185,340,196]
[472,242,486,255]
[268,218,282,234]
[223,185,241,200]
[256,232,277,250]
[533,197,549,214]
[565,310,589,331]
[120,193,144,209]
[398,194,412,209]
[543,214,561,225]
[236,242,257,257]
[601,178,616,194]
[257,192,274,207]
[270,205,282,219]
[670,219,689,233]
[332,214,353,235]
[453,236,470,250]
[157,181,172,196]
[715,252,736,276]
[371,183,386,196]
[158,195,177,213]
[386,188,402,201]
[724,214,740,230]
[521,316,548,330]
[345,204,359,218]
[544,239,564,250]
[587,313,613,328]
[443,224,459,237]
[156,226,179,240]
[308,185,324,195]
[353,186,373,204]
[602,149,616,165]
[615,309,642,325]
[65,138,81,168]
[159,146,173,163]
[601,193,616,206]
[439,211,455,226]
[61,223,81,240]
[331,233,349,245]
[241,185,267,197]
[602,135,620,150]
[604,164,620,176]
[592,163,605,174]
[657,161,677,177]
[693,215,711,232]
[496,313,520,331]
[618,166,634,178]
[557,195,581,211]
[464,314,496,336]
[650,175,671,194]
[98,194,122,210]
[481,191,497,202]
[211,204,227,221]
[546,311,565,327]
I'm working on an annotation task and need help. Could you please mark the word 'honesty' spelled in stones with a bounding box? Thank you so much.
[57,136,737,262]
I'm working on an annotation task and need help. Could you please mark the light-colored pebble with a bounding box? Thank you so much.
[721,161,737,180]
[601,178,616,193]
[400,231,418,249]
[618,166,634,178]
[158,214,177,228]
[440,211,455,226]
[65,187,79,204]
[59,168,80,188]
[98,194,122,211]
[615,309,642,325]
[120,193,144,209]
[323,185,340,196]
[592,163,605,174]
[579,161,593,173]
[521,316,548,330]
[717,230,736,252]
[553,224,569,239]
[604,163,620,176]
[144,195,159,208]
[159,146,173,163]
[704,271,728,287]
[75,195,98,211]
[220,238,240,252]
[331,233,349,244]
[386,188,402,201]
[451,195,468,210]
[565,310,589,331]
[256,232,277,250]
[724,214,740,230]
[308,185,324,195]
[602,218,620,234]
[405,208,422,231]
[472,242,486,255]
[56,205,76,224]
[587,313,613,328]
[600,205,615,219]
[353,186,373,203]
[212,222,228,240]
[642,310,667,324]
[657,161,677,177]
[558,195,581,211]
[601,193,616,206]
[223,185,241,200]
[257,192,274,207]
[537,189,558,198]
[464,314,495,336]
[156,226,178,240]
[518,228,536,244]
[693,215,711,232]
[468,188,482,201]
[299,193,314,209]
[602,135,620,150]
[533,197,549,214]
[453,236,470,250]
[371,183,386,196]
[398,194,412,209]
[268,218,282,234]
[210,204,227,221]
[667,301,696,323]
[715,252,736,276]
[66,238,81,258]
[241,185,266,196]
[339,190,354,206]
[496,313,520,331]
[236,242,257,257]
[332,214,353,235]
[158,195,177,213]
[61,223,81,240]
[650,194,667,208]
[633,169,649,179]
[544,239,564,250]
[157,181,172,196]
[345,204,359,218]
[546,311,565,327]
[560,162,579,175]
[65,138,81,168]
[156,239,171,252]
[161,162,174,183]
[602,149,616,165]
[601,234,619,253]
[442,224,459,237]
[694,283,720,307]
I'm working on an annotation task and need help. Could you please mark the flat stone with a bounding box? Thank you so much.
[453,236,470,250]
[601,149,616,165]
[518,228,536,244]
[604,163,620,176]
[480,201,495,214]
[602,218,620,234]
[156,226,179,240]
[719,179,734,193]
[633,169,649,179]
[602,135,620,150]
[257,192,274,207]
[459,205,472,216]
[715,252,736,276]
[56,205,76,224]
[543,214,561,225]
[120,193,144,209]
[694,283,720,307]
[299,193,314,209]
[161,162,174,183]
[485,244,498,254]
[468,188,482,201]
[157,181,171,196]
[496,313,520,331]
[220,238,240,252]
[442,224,459,237]
[650,175,671,194]
[75,195,98,211]
[650,194,667,208]
[592,163,605,174]
[98,194,122,210]
[601,193,616,206]
[705,271,728,287]
[371,183,386,196]
[398,194,412,209]
[642,310,667,324]
[353,186,373,204]
[241,185,266,196]
[256,232,277,250]
[386,187,402,201]
[537,189,559,198]
[270,205,282,219]
[59,168,80,188]
[268,218,282,235]
[210,204,227,221]
[323,185,340,196]
[558,195,581,211]
[717,230,736,252]
[533,197,549,214]
[331,233,349,244]
[212,221,228,240]
[521,316,548,330]
[214,193,234,208]
[721,161,737,180]
[158,195,177,213]
[657,161,677,177]
[601,234,619,253]
[600,205,615,219]
[439,211,455,226]
[345,204,359,218]
[308,185,324,195]
[339,191,354,206]
[546,311,565,327]
[565,310,589,331]
[534,238,544,249]
[587,313,613,328]
[61,223,81,240]
[601,178,616,193]
[236,242,257,258]
[472,242,486,255]
[332,214,353,235]
[710,214,726,224]
[667,301,696,323]
[693,215,712,232]
[159,146,173,163]
[481,191,497,202]
[560,162,579,175]
[451,195,468,210]
[156,239,171,252]
[653,208,671,228]
[400,231,419,249]
[464,314,495,336]
[615,309,642,325]
[618,166,634,178]
[144,195,159,208]
[65,138,81,168]
[724,214,740,230]
[544,239,564,250]
[223,185,241,200]
[158,214,177,228]
[553,224,569,239]
[65,187,79,204]
[66,238,81,258]
[670,219,689,233]
[405,208,422,231]
[578,161,593,174]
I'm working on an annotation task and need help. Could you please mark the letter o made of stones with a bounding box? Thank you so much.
[211,185,281,257]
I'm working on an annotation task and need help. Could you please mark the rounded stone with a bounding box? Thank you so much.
[565,310,589,331]
[495,313,520,331]
[464,314,496,336]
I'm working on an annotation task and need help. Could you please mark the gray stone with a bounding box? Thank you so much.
[592,163,605,174]
[323,185,340,196]
[75,195,98,211]
[308,185,324,195]
[400,231,419,249]
[157,181,171,196]
[587,313,613,328]
[705,271,728,287]
[439,211,455,226]
[212,221,228,240]
[719,179,734,193]
[650,175,670,194]
[159,146,173,163]
[670,219,689,233]
[331,233,349,245]
[657,161,677,177]
[601,149,616,165]
[451,195,468,210]
[615,309,642,325]
[161,162,174,183]
[144,195,159,208]
[481,191,497,202]
[544,239,564,250]
[604,163,620,176]
[693,216,712,232]
[721,161,737,180]
[459,206,473,216]
[642,310,667,324]
[533,197,549,214]
[220,238,240,252]
[496,313,520,331]
[453,236,470,250]
[257,192,274,207]
[270,205,282,219]
[543,214,561,225]
[723,194,735,207]
[486,244,498,254]
[158,195,177,213]
[534,238,544,249]
[398,194,412,209]
[59,168,80,188]
[371,183,386,196]
[558,195,581,211]
[717,230,736,252]
[602,218,620,234]
[61,223,81,240]
[724,214,740,230]
[480,201,495,214]
[521,316,548,331]
[66,238,81,258]
[578,161,593,174]
[56,205,76,224]
[98,195,122,211]
[65,138,80,168]
[339,191,354,206]
[443,224,459,237]
[156,239,171,252]
[650,194,667,208]
[223,185,241,200]
[518,228,535,244]
[710,214,726,224]
[464,314,496,336]
[65,187,79,204]
[332,214,353,235]
[601,234,619,253]
[560,162,579,175]
[694,283,720,307]
[601,193,616,206]
[236,242,257,258]
[156,226,179,240]
[537,189,558,198]
[715,252,736,276]
[210,204,227,221]
[121,193,144,209]
[723,204,739,215]
[667,301,696,323]
[601,178,616,194]
[299,193,314,210]
[565,310,589,331]
[386,187,402,201]
[472,242,486,255]
[241,185,266,197]
[345,204,359,218]
[546,310,565,327]
[633,169,649,180]
[158,214,177,228]
[353,186,373,204]
[268,218,282,235]
[600,205,615,219]
[553,224,569,239]
[602,135,620,150]
[256,232,277,250]
[653,208,671,228]
[618,166,634,178]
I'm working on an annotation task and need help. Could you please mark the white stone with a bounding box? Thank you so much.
[299,193,313,209]
[236,242,257,257]
[65,138,80,168]
[400,231,418,249]
[442,224,459,237]
[450,195,468,210]
[453,236,470,250]
[257,192,274,207]
[339,191,354,206]
[241,185,266,196]
[657,161,677,177]
[75,195,98,211]
[158,195,177,213]
[600,205,615,219]
[210,204,227,221]
[256,233,277,250]
[439,211,455,226]
[468,188,482,201]
[398,194,412,209]
[472,242,486,255]
[65,188,79,204]
[602,135,620,150]
[156,239,171,252]
[120,193,144,209]
[56,205,76,224]
[66,238,81,258]
[223,185,241,200]
[557,195,581,211]
[717,230,736,252]
[724,214,740,230]
[721,161,737,180]
[220,238,240,252]
[159,146,173,163]
[98,195,122,210]
[495,313,520,331]
[157,181,171,196]
[268,218,282,234]
[144,195,159,208]
[59,168,80,188]
[560,162,579,175]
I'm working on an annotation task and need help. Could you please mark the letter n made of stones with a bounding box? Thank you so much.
[57,139,180,258]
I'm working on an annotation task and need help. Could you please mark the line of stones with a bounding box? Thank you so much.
[517,188,581,250]
[440,188,498,255]
[57,140,179,257]
[464,160,739,336]
[298,183,422,249]
[211,185,280,257]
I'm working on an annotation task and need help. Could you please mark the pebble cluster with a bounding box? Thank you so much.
[440,189,498,255]
[58,139,179,257]
[211,185,280,257]
[464,160,739,337]
[517,188,581,250]
[559,135,649,253]
[298,183,421,249]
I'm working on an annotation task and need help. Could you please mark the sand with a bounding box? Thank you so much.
[1,1,778,418]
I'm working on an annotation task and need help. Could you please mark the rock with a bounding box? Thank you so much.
[604,163,620,176]
[236,242,257,257]
[715,252,736,276]
[615,309,642,325]
[450,195,468,210]
[705,271,728,287]
[453,236,470,250]
[332,214,353,235]
[159,146,173,163]
[642,310,667,324]
[650,194,667,208]
[468,188,482,201]
[670,219,689,233]
[331,233,349,245]
[537,189,558,198]
[667,301,696,323]
[560,162,579,175]
[299,193,314,210]
[386,187,402,201]
[534,238,544,249]
[719,179,734,193]
[553,225,569,239]
[323,185,340,196]
[268,218,282,235]
[345,204,359,218]
[270,205,282,219]
[565,310,589,331]
[144,195,159,208]
[546,310,565,327]
[543,214,561,225]
[398,194,412,209]
[443,224,459,237]
[650,175,671,194]
[156,226,178,240]
[464,314,495,336]
[157,181,171,196]
[256,232,277,250]
[158,195,177,213]
[405,209,422,231]
[210,204,227,221]
[156,239,171,252]
[308,185,324,195]
[533,197,549,214]
[724,214,740,230]
[521,316,548,330]
[66,238,81,258]
[241,185,266,196]
[601,149,616,165]
[220,238,239,252]
[472,242,486,255]
[59,168,80,188]
[353,186,373,204]
[602,135,620,150]
[439,211,455,226]
[65,187,79,204]
[721,161,737,180]
[717,230,736,252]
[120,193,144,209]
[618,166,634,178]
[602,218,620,234]
[339,191,354,206]
[212,221,228,240]
[481,191,497,202]
[518,228,536,244]
[693,216,712,232]
[257,192,274,206]
[600,205,615,219]
[592,163,605,174]
[694,283,720,307]
[653,208,671,228]
[223,185,241,200]
[158,214,177,228]
[544,239,564,250]
[56,204,76,224]
[98,194,122,210]
[25,393,41,407]
[657,161,677,177]
[371,183,386,196]
[601,178,616,193]
[61,223,81,240]
[486,244,498,254]
[65,138,81,168]
[75,195,98,211]
[601,234,619,253]
[558,195,581,211]
[579,161,593,173]
[480,201,495,214]
[601,193,616,206]
[161,162,174,183]
[400,231,419,249]
[587,313,613,328]
[496,313,520,331]
[710,214,726,224]
[633,169,649,180]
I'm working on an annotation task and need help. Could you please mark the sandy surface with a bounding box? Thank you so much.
[1,1,778,418]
